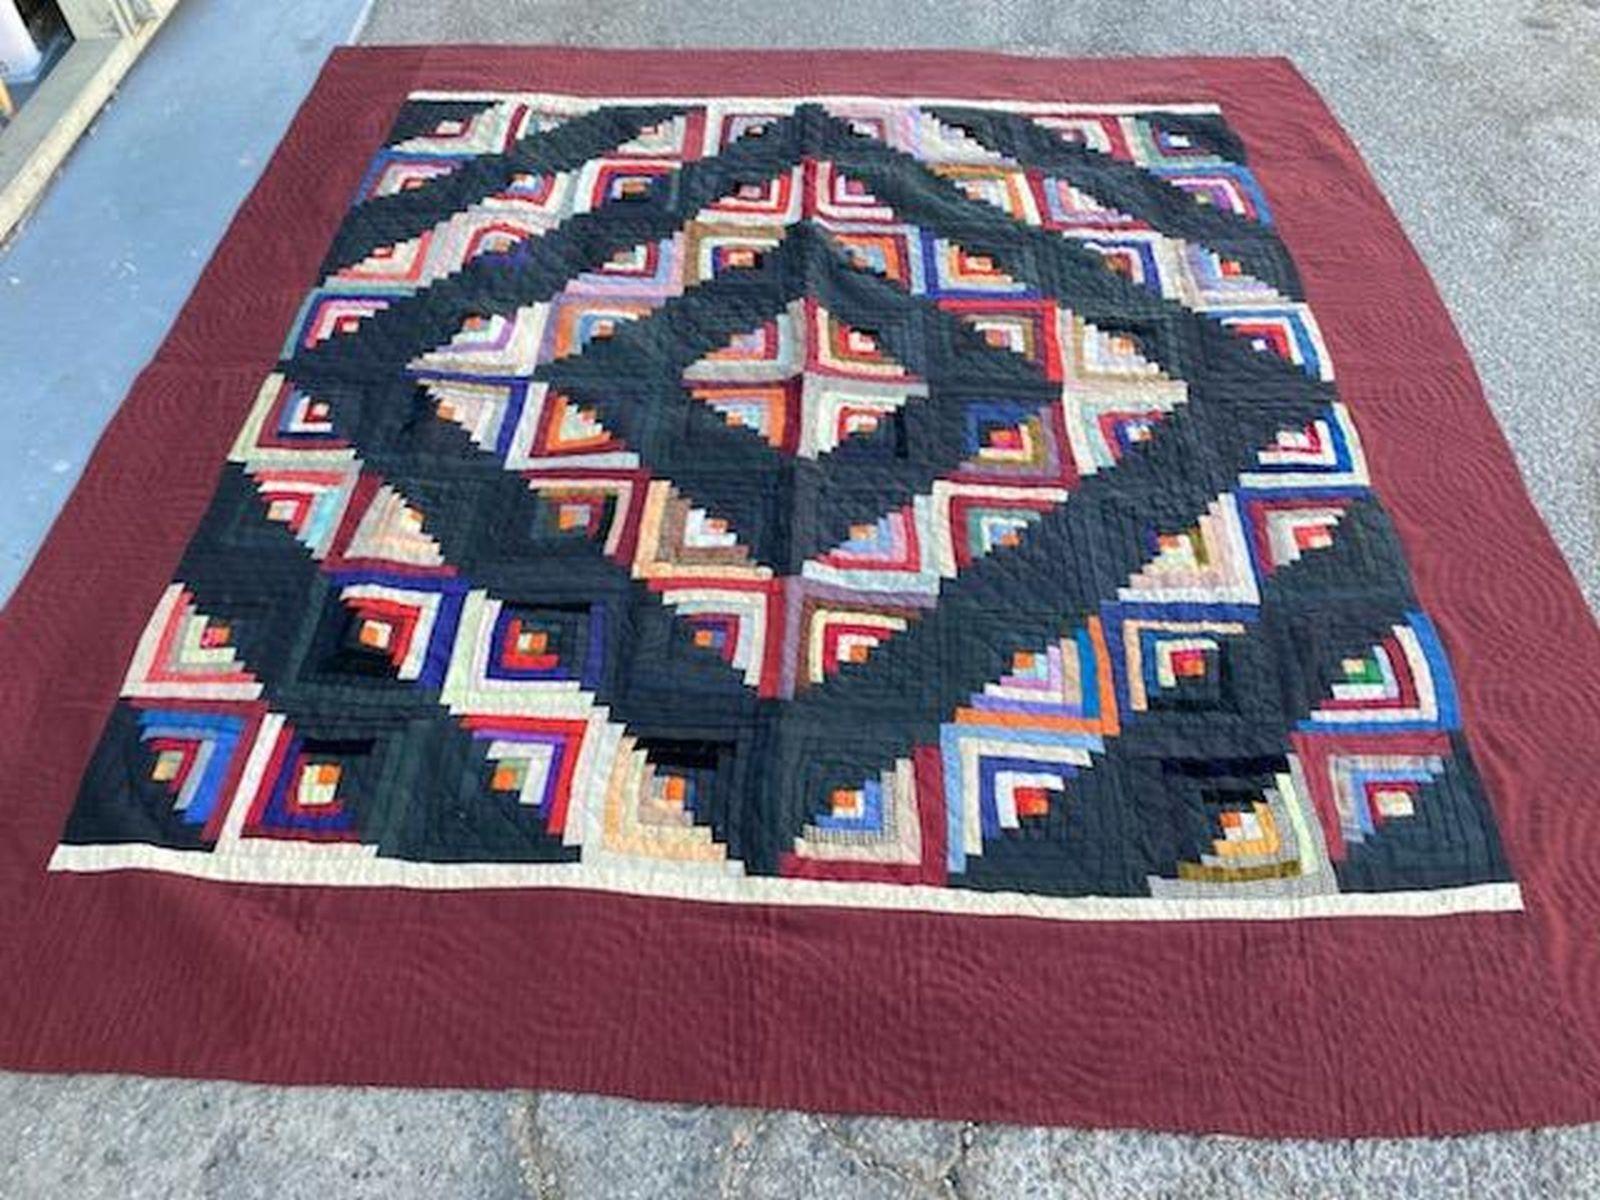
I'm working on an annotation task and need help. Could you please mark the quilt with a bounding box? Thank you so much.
[1,49,1596,1136]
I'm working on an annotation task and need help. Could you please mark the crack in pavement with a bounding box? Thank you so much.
[510,1092,563,1200]
[943,1122,981,1200]
[717,1109,777,1198]
[809,1114,968,1199]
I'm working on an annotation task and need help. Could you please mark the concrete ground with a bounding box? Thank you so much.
[2,1,1598,1196]
[0,0,370,600]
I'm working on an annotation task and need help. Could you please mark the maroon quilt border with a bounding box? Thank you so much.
[1,48,1597,1137]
